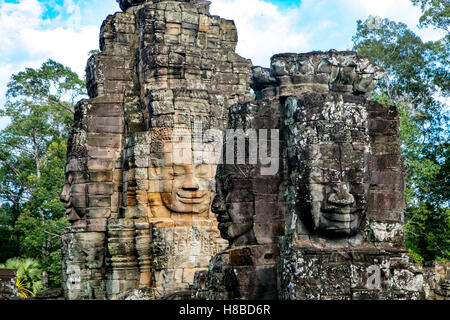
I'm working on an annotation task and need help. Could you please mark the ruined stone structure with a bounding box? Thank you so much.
[61,0,251,299]
[192,51,424,300]
[424,261,450,300]
[0,269,17,300]
[61,0,439,300]
[193,98,286,300]
[273,52,424,299]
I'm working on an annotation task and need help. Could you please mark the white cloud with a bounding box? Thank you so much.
[18,26,99,75]
[0,0,100,112]
[210,0,311,67]
[339,0,445,41]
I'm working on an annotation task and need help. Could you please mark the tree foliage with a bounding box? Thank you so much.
[411,0,450,33]
[0,257,43,296]
[353,3,449,262]
[0,60,84,290]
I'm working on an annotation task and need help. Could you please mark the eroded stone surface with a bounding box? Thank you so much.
[0,269,17,300]
[424,261,450,300]
[61,1,439,301]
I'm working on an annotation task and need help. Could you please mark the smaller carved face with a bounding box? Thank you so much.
[118,0,145,11]
[60,159,87,223]
[211,168,255,245]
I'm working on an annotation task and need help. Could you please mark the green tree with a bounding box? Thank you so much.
[0,204,19,261]
[0,59,85,288]
[411,0,450,33]
[0,59,85,221]
[352,7,449,262]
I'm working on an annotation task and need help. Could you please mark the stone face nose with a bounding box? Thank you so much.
[327,183,355,206]
[60,184,70,203]
[211,194,226,214]
[182,173,200,190]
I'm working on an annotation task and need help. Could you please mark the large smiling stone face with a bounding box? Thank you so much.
[284,93,371,237]
[146,127,220,216]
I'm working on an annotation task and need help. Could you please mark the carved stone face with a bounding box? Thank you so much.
[60,126,89,225]
[160,162,215,214]
[60,158,87,224]
[285,95,370,237]
[150,130,218,215]
[211,167,256,246]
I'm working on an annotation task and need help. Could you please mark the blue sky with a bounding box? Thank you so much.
[0,0,445,130]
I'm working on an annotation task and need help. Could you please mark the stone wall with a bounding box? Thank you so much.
[193,98,286,300]
[0,269,17,300]
[424,261,450,300]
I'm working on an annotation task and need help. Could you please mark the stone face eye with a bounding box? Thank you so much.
[172,165,186,176]
[195,164,210,177]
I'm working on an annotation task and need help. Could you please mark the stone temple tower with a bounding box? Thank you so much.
[193,51,427,300]
[61,0,252,300]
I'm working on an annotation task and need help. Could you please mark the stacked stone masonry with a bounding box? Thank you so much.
[193,98,286,300]
[258,52,424,300]
[61,0,446,300]
[0,269,18,300]
[424,261,450,300]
